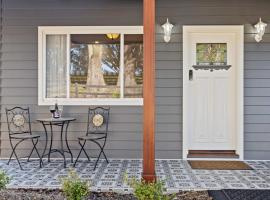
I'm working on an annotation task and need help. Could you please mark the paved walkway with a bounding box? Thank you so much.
[0,159,270,193]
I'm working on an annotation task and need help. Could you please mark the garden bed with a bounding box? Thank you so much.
[0,189,212,200]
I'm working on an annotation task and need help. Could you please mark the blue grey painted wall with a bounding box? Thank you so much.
[0,0,270,160]
[155,0,270,160]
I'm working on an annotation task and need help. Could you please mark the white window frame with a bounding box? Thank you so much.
[38,26,143,106]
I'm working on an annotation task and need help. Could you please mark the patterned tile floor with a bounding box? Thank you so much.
[0,159,270,193]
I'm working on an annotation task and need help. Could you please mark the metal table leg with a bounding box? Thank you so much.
[48,122,54,163]
[65,121,73,163]
[60,121,67,168]
[41,122,48,163]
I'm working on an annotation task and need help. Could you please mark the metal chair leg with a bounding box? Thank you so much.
[9,140,24,170]
[27,139,36,162]
[92,140,109,170]
[7,150,14,165]
[73,140,86,167]
[80,140,90,161]
[32,138,43,168]
[101,149,109,163]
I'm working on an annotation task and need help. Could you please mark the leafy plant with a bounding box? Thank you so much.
[60,169,90,200]
[125,175,174,200]
[0,170,10,190]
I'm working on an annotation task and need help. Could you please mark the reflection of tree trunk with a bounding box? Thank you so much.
[124,45,138,97]
[87,45,106,97]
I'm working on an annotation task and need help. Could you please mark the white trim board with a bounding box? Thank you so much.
[182,25,244,160]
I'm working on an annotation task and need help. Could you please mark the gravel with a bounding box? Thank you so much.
[0,189,212,200]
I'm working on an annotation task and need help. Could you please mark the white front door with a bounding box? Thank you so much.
[183,26,244,155]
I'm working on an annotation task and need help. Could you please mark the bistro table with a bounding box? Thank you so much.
[37,117,76,168]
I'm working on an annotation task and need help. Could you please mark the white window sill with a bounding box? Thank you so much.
[38,98,143,106]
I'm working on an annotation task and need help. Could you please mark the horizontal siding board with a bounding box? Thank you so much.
[0,140,180,151]
[245,70,270,79]
[245,79,270,88]
[1,61,37,70]
[1,69,37,78]
[156,61,182,70]
[245,141,270,151]
[4,0,142,9]
[245,106,270,115]
[245,133,270,142]
[245,115,270,124]
[156,79,182,88]
[244,151,270,160]
[245,97,270,106]
[3,18,142,26]
[245,88,270,97]
[0,149,142,159]
[156,70,182,79]
[245,61,270,70]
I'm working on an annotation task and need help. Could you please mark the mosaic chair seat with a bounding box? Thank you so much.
[74,107,110,170]
[5,107,43,170]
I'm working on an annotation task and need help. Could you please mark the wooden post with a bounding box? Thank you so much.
[142,0,156,182]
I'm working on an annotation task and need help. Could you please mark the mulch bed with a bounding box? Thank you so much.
[0,189,212,200]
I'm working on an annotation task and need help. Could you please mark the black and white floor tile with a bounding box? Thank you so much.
[0,159,270,193]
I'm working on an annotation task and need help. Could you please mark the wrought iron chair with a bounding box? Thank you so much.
[5,107,42,169]
[74,107,110,170]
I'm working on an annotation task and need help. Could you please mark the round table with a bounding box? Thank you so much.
[37,117,76,168]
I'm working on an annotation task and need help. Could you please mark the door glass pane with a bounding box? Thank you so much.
[124,34,143,98]
[196,43,227,65]
[46,35,67,98]
[70,34,120,98]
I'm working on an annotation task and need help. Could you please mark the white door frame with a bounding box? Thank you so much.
[182,26,244,160]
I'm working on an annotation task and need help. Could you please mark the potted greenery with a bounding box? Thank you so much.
[60,169,90,200]
[0,170,10,190]
[125,175,175,200]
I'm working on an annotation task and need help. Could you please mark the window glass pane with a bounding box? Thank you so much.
[196,43,227,65]
[124,34,143,98]
[70,34,120,98]
[46,35,67,98]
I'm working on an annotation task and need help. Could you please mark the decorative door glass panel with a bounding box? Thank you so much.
[196,43,227,66]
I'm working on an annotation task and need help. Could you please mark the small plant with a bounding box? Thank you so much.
[0,170,10,190]
[125,175,174,200]
[60,169,90,200]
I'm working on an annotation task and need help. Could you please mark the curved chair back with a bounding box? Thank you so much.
[5,107,32,136]
[87,107,110,136]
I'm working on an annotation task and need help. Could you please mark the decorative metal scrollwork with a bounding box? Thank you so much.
[12,114,25,127]
[92,114,104,127]
[192,65,231,72]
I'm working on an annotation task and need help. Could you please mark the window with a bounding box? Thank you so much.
[38,26,143,105]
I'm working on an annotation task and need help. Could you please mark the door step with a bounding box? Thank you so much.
[188,150,239,159]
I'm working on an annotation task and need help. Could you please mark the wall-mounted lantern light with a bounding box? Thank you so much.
[162,18,174,43]
[254,18,267,42]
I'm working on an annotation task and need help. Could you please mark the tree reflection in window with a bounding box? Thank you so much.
[69,34,143,99]
[70,34,120,98]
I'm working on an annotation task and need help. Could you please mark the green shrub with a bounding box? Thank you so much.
[0,170,10,190]
[125,176,174,200]
[60,169,90,200]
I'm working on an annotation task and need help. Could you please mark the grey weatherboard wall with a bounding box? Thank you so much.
[0,0,270,160]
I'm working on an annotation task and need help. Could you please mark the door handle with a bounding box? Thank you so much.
[189,69,193,81]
